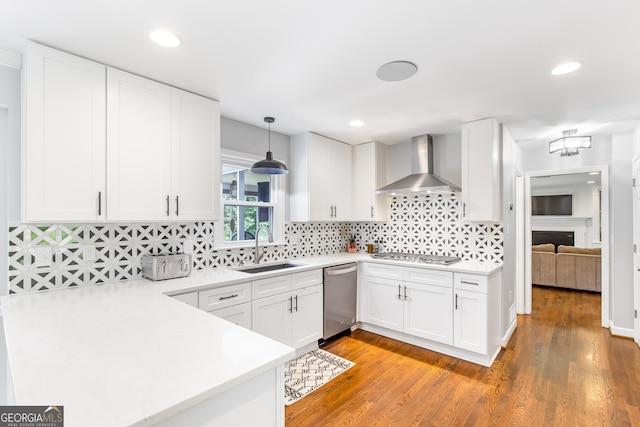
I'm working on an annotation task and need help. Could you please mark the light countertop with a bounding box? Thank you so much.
[1,252,502,426]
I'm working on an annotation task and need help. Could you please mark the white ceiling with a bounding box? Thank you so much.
[2,1,640,146]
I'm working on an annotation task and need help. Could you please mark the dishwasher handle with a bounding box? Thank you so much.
[325,265,357,276]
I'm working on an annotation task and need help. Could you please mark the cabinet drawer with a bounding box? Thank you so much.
[252,275,292,299]
[363,262,403,280]
[454,273,488,293]
[199,282,252,311]
[291,269,322,290]
[209,302,252,330]
[404,268,453,288]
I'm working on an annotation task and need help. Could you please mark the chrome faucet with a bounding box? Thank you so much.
[254,225,274,264]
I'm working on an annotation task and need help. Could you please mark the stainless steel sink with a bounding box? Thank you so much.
[235,262,303,274]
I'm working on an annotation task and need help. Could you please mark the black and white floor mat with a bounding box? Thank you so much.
[284,349,355,405]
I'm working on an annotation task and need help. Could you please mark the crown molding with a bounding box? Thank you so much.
[0,49,22,69]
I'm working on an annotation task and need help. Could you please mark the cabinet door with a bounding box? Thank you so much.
[404,283,453,345]
[331,140,352,220]
[461,118,501,222]
[23,41,106,222]
[106,68,171,221]
[453,289,487,354]
[171,88,220,221]
[360,276,403,331]
[291,285,323,348]
[352,142,387,221]
[251,292,292,346]
[308,133,332,221]
[210,302,252,329]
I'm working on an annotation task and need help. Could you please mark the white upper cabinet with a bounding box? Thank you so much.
[23,43,220,223]
[23,41,106,222]
[461,117,502,222]
[170,88,220,221]
[106,68,172,221]
[352,142,388,221]
[290,132,352,221]
[106,69,220,221]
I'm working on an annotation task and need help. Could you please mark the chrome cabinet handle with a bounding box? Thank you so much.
[219,294,239,301]
[463,203,466,217]
[371,206,374,218]
[334,205,337,217]
[175,196,179,216]
[98,191,102,216]
[404,285,408,300]
[397,285,402,299]
[455,293,459,310]
[166,195,170,216]
[460,280,479,286]
[294,295,298,312]
[288,296,293,313]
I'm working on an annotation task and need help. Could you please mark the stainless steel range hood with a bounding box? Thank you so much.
[376,134,461,194]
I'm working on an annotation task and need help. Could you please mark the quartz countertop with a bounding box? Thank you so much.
[1,252,501,426]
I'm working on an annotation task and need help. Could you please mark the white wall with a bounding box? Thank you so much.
[0,58,21,405]
[501,125,518,339]
[610,131,634,332]
[522,134,635,331]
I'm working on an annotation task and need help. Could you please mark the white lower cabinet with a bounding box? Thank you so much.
[360,275,404,331]
[453,290,487,353]
[210,302,252,330]
[404,282,453,344]
[361,264,453,342]
[360,262,502,367]
[252,282,323,349]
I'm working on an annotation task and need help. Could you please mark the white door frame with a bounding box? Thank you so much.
[515,172,525,314]
[523,165,610,327]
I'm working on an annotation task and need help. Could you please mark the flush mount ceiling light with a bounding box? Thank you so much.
[549,129,591,156]
[149,30,181,47]
[376,61,418,82]
[250,117,289,175]
[350,119,365,127]
[551,61,582,75]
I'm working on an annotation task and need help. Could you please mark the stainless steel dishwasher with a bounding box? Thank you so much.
[323,263,358,340]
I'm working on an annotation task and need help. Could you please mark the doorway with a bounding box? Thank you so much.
[521,166,610,327]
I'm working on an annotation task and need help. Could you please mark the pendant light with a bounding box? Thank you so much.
[250,117,289,175]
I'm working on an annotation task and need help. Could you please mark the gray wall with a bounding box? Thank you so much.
[220,116,291,166]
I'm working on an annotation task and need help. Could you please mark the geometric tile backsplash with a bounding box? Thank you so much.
[7,193,503,293]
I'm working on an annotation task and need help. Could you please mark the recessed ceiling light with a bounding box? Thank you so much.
[350,120,365,127]
[551,62,582,75]
[589,171,600,175]
[376,61,418,82]
[587,181,595,184]
[149,30,181,47]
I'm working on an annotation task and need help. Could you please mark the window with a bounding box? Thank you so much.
[215,150,285,248]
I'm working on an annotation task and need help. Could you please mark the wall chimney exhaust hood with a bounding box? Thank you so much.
[376,135,461,195]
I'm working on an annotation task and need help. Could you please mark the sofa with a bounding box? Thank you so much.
[532,244,601,292]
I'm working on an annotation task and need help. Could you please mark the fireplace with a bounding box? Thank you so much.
[532,231,574,252]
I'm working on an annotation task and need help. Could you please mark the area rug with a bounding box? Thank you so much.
[284,349,355,405]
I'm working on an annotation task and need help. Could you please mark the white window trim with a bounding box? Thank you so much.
[214,149,286,250]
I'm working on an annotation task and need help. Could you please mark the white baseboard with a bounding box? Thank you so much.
[609,320,634,338]
[501,320,517,346]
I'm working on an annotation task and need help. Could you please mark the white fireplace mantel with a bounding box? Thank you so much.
[531,216,592,247]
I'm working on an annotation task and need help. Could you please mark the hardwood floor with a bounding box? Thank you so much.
[285,286,640,426]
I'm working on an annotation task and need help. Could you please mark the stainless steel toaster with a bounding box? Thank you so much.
[142,253,192,281]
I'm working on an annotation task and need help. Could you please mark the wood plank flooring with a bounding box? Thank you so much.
[285,286,640,426]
